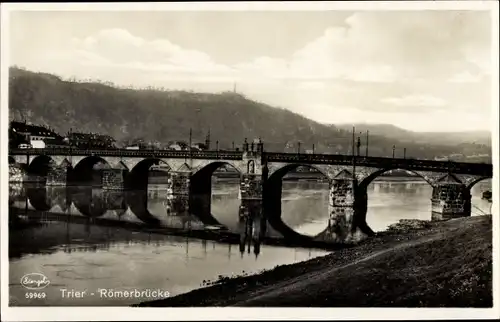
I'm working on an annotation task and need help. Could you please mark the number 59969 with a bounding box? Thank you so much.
[25,292,46,299]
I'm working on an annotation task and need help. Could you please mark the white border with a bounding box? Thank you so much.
[1,1,499,321]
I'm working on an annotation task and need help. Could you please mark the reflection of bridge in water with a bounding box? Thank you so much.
[9,207,249,261]
[9,184,207,229]
[9,184,345,255]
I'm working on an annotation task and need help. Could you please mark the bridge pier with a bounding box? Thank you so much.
[239,173,265,246]
[188,166,215,224]
[316,172,369,244]
[166,171,191,216]
[101,167,127,190]
[46,160,71,186]
[9,164,27,183]
[431,174,471,220]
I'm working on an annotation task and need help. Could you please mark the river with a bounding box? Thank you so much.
[8,176,492,306]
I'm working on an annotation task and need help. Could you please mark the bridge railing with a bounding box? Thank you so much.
[9,148,492,176]
[9,148,244,160]
[359,156,492,175]
[264,153,493,176]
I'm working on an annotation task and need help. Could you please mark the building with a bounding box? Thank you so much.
[168,141,188,151]
[9,121,65,149]
[191,143,208,151]
[66,131,116,149]
[9,127,28,148]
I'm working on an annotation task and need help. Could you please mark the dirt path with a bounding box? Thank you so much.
[231,232,446,306]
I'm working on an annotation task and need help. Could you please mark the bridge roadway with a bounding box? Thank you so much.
[9,147,493,176]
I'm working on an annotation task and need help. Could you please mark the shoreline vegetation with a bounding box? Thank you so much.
[135,216,492,307]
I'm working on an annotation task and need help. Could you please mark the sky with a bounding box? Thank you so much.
[8,9,494,132]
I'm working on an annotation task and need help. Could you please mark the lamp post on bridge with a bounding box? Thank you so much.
[404,147,407,159]
[351,126,356,179]
[365,130,369,157]
[297,141,301,154]
[356,135,361,156]
[312,143,315,154]
[68,128,73,163]
[189,128,193,163]
[392,145,396,158]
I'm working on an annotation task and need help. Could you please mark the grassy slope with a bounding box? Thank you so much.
[138,216,492,307]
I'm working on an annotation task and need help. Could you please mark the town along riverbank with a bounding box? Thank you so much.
[137,215,492,307]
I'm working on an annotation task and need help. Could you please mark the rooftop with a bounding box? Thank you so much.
[10,121,61,138]
[68,132,116,142]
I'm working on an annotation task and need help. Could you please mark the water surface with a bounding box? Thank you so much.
[9,177,491,306]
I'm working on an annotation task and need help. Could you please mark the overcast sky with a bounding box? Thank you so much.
[8,9,493,132]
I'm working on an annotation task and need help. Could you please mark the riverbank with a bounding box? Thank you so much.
[137,215,492,307]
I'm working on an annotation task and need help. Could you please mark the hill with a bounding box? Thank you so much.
[335,123,491,146]
[8,67,491,161]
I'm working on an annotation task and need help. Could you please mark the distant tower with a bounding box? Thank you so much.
[205,129,211,150]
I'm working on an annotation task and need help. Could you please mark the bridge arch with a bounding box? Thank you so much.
[26,186,53,212]
[358,168,434,233]
[193,161,242,180]
[27,155,55,180]
[127,158,171,190]
[466,176,492,190]
[71,186,108,218]
[268,163,330,182]
[190,161,242,228]
[124,190,162,225]
[467,177,492,217]
[72,156,111,185]
[358,168,434,189]
[264,163,330,241]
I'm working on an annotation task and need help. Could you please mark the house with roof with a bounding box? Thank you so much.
[168,141,189,151]
[191,142,208,151]
[10,120,66,148]
[66,131,116,149]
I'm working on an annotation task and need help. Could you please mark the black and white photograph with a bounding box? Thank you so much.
[1,1,498,320]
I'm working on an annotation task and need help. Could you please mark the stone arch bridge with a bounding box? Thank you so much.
[9,146,493,244]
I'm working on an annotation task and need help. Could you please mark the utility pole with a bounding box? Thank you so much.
[392,145,396,158]
[232,141,235,150]
[205,128,211,150]
[297,142,301,154]
[404,147,407,159]
[365,130,369,157]
[356,136,361,156]
[312,143,315,154]
[352,126,356,178]
[189,128,192,151]
[189,128,193,166]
